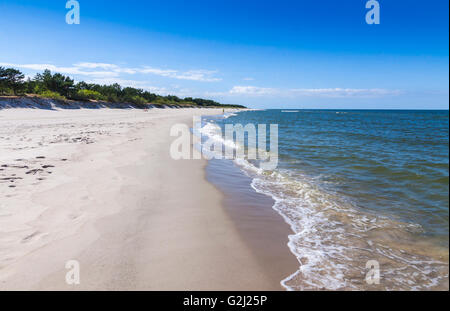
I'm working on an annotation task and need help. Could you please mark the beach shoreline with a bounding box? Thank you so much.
[0,107,293,290]
[202,109,449,291]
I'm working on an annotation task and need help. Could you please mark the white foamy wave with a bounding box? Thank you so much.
[249,171,353,290]
[223,112,238,119]
[198,122,221,137]
[231,157,449,290]
[198,122,238,155]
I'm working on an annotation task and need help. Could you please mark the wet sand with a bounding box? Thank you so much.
[206,158,299,289]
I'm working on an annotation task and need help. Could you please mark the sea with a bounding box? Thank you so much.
[197,109,449,291]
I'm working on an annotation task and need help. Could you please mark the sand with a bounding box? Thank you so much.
[0,107,295,290]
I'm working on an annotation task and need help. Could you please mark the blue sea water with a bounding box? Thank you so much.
[200,109,449,290]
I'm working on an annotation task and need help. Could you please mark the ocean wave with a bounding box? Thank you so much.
[232,158,449,290]
[198,122,238,152]
[223,112,238,119]
[198,115,449,290]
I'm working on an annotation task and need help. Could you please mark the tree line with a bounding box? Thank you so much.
[0,67,245,108]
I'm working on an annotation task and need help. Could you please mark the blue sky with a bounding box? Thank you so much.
[0,0,448,109]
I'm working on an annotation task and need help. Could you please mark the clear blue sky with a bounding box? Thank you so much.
[0,0,448,109]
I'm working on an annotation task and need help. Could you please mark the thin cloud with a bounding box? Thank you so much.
[290,88,403,97]
[173,70,221,82]
[229,86,278,95]
[0,62,119,78]
[138,67,221,82]
[225,86,402,98]
[0,62,221,82]
[74,62,120,70]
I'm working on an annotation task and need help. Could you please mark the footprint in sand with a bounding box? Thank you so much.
[22,231,39,243]
[26,169,44,175]
[0,177,23,182]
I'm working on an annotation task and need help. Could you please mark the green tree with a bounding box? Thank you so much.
[34,69,75,97]
[0,67,25,95]
[74,89,106,101]
[0,67,7,94]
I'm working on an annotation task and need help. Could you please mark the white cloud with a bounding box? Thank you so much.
[290,88,403,97]
[0,62,221,82]
[0,62,119,78]
[173,70,221,82]
[224,86,402,98]
[138,68,221,82]
[74,62,120,70]
[229,86,278,95]
[138,67,177,76]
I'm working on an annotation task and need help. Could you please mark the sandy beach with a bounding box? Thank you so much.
[0,107,296,291]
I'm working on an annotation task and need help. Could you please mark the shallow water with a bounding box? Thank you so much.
[200,109,449,290]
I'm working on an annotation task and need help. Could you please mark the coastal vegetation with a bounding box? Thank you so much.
[0,67,245,109]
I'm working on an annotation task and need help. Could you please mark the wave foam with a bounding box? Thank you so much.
[233,158,449,290]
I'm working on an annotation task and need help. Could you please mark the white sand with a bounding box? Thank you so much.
[0,108,283,290]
